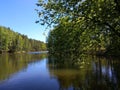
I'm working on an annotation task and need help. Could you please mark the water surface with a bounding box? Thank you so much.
[0,53,120,90]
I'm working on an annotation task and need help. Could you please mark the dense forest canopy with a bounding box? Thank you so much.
[0,26,46,53]
[36,0,120,56]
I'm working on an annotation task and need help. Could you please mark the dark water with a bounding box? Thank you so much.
[0,52,120,90]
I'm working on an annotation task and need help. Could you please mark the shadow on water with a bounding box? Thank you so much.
[47,55,120,90]
[0,52,47,82]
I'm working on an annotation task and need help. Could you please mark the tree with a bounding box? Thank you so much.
[36,0,120,37]
[36,0,120,56]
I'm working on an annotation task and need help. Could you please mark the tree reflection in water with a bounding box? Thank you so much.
[0,53,47,82]
[47,55,120,90]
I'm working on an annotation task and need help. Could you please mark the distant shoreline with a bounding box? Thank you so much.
[0,50,48,54]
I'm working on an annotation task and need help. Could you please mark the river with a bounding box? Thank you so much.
[0,52,120,90]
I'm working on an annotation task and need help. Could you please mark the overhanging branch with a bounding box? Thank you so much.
[104,22,120,37]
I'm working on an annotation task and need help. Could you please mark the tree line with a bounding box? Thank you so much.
[0,26,46,53]
[36,0,120,56]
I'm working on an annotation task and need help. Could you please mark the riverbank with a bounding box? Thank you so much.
[0,50,48,54]
[0,50,27,54]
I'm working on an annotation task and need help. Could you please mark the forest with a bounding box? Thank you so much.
[0,26,46,53]
[36,0,120,57]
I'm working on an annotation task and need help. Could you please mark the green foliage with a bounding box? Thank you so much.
[0,26,46,53]
[37,0,120,56]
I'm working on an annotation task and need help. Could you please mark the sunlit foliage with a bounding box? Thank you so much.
[36,0,120,56]
[0,26,46,53]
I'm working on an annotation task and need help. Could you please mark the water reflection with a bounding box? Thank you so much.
[48,55,120,90]
[0,53,47,82]
[0,53,120,90]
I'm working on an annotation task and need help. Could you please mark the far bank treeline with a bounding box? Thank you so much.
[36,0,120,56]
[0,26,46,53]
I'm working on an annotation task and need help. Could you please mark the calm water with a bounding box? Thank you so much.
[0,52,120,90]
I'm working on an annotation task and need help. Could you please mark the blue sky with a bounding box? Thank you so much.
[0,0,48,42]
